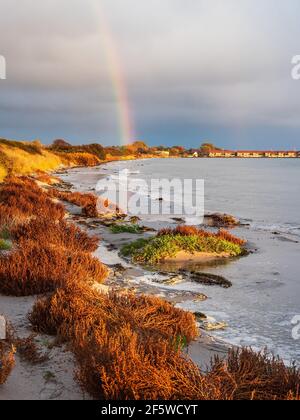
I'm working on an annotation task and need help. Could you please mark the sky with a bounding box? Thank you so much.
[1,0,300,148]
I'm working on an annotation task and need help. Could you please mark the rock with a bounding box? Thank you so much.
[129,216,141,224]
[193,293,208,302]
[204,213,240,227]
[201,321,228,331]
[109,263,126,273]
[172,217,185,223]
[194,312,207,321]
[190,272,232,288]
[164,275,184,285]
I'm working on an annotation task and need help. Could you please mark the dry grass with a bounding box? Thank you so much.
[0,239,107,296]
[55,151,100,167]
[202,348,300,400]
[158,225,246,246]
[0,177,107,296]
[48,188,123,218]
[15,335,49,365]
[33,170,60,185]
[0,178,65,223]
[11,218,99,253]
[0,139,103,182]
[48,189,99,217]
[28,283,199,399]
[28,282,300,400]
[0,325,15,385]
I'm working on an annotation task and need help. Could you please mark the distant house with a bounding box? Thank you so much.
[192,152,199,158]
[264,151,297,158]
[209,150,236,158]
[208,150,298,158]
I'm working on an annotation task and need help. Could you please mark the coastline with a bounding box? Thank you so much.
[1,158,299,400]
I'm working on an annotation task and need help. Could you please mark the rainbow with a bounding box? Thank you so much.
[92,0,135,145]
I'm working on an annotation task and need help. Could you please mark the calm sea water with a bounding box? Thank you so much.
[64,158,300,363]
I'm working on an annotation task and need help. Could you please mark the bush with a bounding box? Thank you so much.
[29,283,199,399]
[122,233,244,264]
[29,283,300,400]
[0,325,15,385]
[48,189,123,218]
[0,178,65,222]
[0,239,107,296]
[110,224,142,234]
[11,218,99,253]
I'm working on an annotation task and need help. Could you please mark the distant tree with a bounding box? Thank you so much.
[51,139,72,150]
[200,142,220,155]
[84,143,106,160]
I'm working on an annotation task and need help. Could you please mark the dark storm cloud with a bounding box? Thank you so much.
[0,0,300,147]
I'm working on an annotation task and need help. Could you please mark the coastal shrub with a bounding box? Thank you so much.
[48,189,99,217]
[0,178,65,222]
[110,224,142,234]
[55,151,100,167]
[11,218,99,253]
[33,170,60,185]
[48,188,123,218]
[29,283,199,399]
[0,325,15,385]
[204,348,300,400]
[0,239,107,296]
[158,225,246,246]
[29,283,300,400]
[122,233,244,264]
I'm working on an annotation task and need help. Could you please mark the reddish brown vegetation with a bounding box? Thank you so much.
[11,218,99,253]
[48,188,124,218]
[0,326,15,385]
[204,348,300,400]
[33,170,60,185]
[0,177,65,224]
[0,177,107,296]
[15,334,49,365]
[29,283,199,399]
[0,239,107,296]
[48,189,99,217]
[158,225,246,246]
[29,282,300,400]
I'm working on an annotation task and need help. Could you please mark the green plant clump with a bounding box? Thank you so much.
[110,224,143,234]
[0,239,12,251]
[121,234,243,264]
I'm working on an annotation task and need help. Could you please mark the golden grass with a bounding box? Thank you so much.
[0,139,102,182]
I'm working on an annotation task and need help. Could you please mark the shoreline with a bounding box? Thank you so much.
[1,160,299,399]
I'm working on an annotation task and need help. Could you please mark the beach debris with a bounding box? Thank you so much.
[190,272,232,288]
[194,312,207,321]
[201,321,228,331]
[129,216,141,224]
[172,217,185,223]
[204,213,240,228]
[193,293,208,302]
[164,275,184,285]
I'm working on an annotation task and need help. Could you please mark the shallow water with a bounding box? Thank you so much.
[62,158,300,363]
